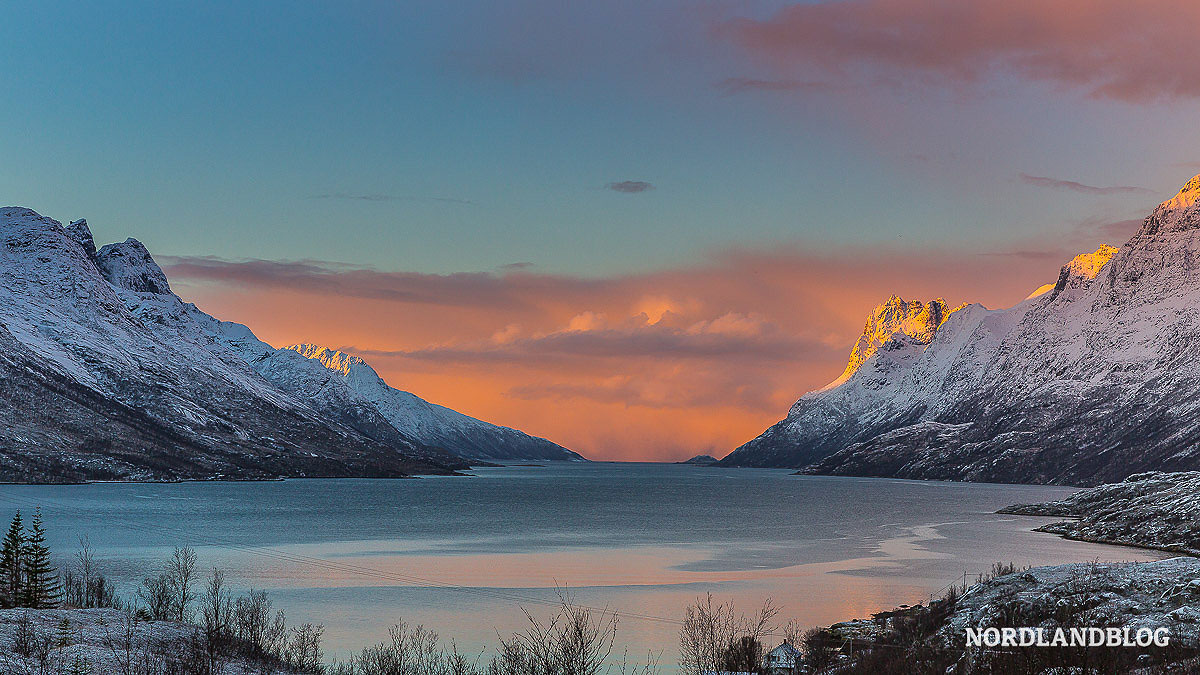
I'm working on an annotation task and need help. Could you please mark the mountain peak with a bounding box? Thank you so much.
[1138,174,1200,238]
[838,297,952,382]
[1053,244,1117,292]
[1,207,70,242]
[95,238,172,295]
[65,219,97,258]
[1,207,43,222]
[1160,174,1200,212]
[0,208,116,305]
[285,344,368,376]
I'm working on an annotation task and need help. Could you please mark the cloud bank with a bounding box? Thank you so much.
[165,235,1106,461]
[720,0,1200,102]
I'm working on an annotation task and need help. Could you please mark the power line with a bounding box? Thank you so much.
[0,491,699,632]
[0,489,1008,646]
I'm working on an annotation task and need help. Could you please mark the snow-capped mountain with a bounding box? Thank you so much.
[237,343,580,462]
[0,207,577,482]
[721,175,1200,486]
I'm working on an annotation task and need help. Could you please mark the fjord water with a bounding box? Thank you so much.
[0,464,1165,662]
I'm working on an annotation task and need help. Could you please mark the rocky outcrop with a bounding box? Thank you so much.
[1001,471,1200,554]
[95,238,173,295]
[1052,244,1117,292]
[836,296,956,385]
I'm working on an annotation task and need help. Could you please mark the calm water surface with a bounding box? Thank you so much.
[0,463,1166,663]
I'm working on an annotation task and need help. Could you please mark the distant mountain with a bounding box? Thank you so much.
[677,455,719,465]
[721,175,1200,486]
[0,207,578,482]
[241,343,581,462]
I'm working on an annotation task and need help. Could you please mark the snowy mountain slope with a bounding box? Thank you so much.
[271,345,582,462]
[0,207,460,481]
[69,227,579,463]
[118,294,471,470]
[721,175,1200,486]
[720,296,975,469]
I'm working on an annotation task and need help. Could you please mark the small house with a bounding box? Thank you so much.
[765,641,804,674]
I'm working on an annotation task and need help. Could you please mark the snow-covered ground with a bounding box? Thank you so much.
[941,557,1200,648]
[0,608,294,674]
[1001,471,1200,555]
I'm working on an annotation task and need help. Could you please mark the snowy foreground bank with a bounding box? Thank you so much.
[1001,471,1200,555]
[815,557,1200,673]
[0,607,297,674]
[807,473,1200,673]
[3,560,1200,673]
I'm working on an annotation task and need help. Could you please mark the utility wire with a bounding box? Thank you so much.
[0,489,1007,644]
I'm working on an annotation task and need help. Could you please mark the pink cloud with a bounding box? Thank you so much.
[719,0,1200,102]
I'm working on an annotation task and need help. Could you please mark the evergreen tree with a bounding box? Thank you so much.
[20,509,60,608]
[0,511,24,608]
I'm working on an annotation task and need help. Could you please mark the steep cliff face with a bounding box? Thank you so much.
[833,297,955,387]
[1053,245,1117,292]
[722,176,1200,486]
[720,295,973,469]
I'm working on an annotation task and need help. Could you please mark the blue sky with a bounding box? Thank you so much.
[5,1,1197,278]
[6,1,1200,458]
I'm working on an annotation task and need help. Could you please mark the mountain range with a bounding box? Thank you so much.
[721,174,1200,486]
[0,207,578,483]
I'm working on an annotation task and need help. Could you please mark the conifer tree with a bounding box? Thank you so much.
[20,509,60,609]
[0,511,24,608]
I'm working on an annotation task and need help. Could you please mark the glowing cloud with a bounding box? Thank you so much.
[166,240,1089,461]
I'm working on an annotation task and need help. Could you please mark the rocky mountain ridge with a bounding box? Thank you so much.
[0,207,577,482]
[721,174,1200,486]
[261,344,580,462]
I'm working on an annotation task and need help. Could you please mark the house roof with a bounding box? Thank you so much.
[768,642,803,658]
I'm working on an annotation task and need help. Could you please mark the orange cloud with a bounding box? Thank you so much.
[719,0,1200,102]
[166,242,1087,461]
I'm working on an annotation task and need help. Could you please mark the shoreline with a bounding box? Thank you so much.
[1029,520,1200,558]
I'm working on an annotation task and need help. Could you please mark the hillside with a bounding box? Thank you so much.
[722,175,1200,486]
[0,207,578,482]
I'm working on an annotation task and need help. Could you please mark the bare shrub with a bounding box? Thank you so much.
[63,536,122,611]
[489,592,625,675]
[285,623,325,673]
[233,589,288,660]
[166,546,199,623]
[346,620,459,675]
[138,574,173,622]
[678,594,778,675]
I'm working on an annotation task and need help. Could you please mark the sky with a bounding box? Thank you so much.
[3,1,1200,460]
